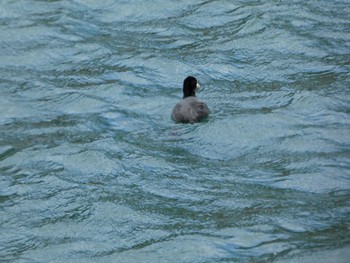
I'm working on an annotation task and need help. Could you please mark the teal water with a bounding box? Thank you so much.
[1,0,350,262]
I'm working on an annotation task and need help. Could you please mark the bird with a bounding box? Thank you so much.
[171,76,210,123]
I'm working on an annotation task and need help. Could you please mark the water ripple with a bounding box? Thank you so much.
[1,0,349,262]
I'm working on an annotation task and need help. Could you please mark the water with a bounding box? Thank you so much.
[1,0,350,262]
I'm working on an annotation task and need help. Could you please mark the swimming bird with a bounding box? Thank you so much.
[172,76,210,123]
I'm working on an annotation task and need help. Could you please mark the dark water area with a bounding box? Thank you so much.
[1,0,350,262]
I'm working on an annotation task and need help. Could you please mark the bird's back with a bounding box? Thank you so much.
[172,96,209,123]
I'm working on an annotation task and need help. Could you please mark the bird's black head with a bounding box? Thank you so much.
[183,76,200,98]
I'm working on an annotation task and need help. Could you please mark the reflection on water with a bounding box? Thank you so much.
[0,0,350,262]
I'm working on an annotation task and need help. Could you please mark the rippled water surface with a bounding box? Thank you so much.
[1,0,350,262]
